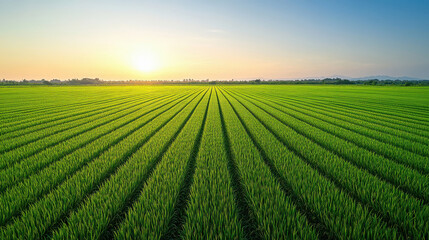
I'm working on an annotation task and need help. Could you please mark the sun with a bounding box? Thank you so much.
[132,54,160,73]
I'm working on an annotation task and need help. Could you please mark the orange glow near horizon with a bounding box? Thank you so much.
[0,40,373,81]
[1,2,428,80]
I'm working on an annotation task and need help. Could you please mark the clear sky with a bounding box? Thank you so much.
[1,0,428,80]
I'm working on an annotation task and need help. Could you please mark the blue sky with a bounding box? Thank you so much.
[1,0,428,80]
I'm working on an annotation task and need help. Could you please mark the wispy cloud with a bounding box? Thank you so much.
[206,29,225,34]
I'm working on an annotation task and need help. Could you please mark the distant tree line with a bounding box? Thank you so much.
[1,77,428,86]
[0,78,103,85]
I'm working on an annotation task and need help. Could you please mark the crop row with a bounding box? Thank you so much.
[0,92,174,150]
[240,86,429,136]
[50,89,208,239]
[217,90,319,239]
[242,89,429,144]
[179,89,245,239]
[114,88,212,239]
[218,88,397,239]
[229,90,429,201]
[286,94,429,139]
[304,93,429,119]
[0,90,201,227]
[301,95,429,130]
[0,90,196,193]
[0,93,136,131]
[0,91,193,170]
[254,93,429,148]
[222,88,428,239]
[0,89,205,239]
[1,85,428,239]
[0,87,195,134]
[0,90,122,117]
[0,90,177,142]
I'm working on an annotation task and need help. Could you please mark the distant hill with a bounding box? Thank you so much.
[291,75,426,81]
[348,75,424,81]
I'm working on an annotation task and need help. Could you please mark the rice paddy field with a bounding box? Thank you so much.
[1,85,429,239]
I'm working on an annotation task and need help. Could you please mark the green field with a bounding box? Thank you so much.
[1,85,428,239]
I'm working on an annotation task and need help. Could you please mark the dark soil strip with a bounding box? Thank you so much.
[0,93,171,142]
[224,89,408,239]
[234,90,429,201]
[237,90,429,150]
[3,90,202,229]
[303,96,429,129]
[240,90,429,159]
[261,93,429,147]
[98,89,209,240]
[1,94,136,134]
[0,94,188,175]
[219,88,335,240]
[0,92,193,195]
[1,93,131,121]
[216,89,263,240]
[161,89,212,240]
[270,93,429,140]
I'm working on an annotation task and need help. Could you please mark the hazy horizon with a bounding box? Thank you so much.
[1,0,428,80]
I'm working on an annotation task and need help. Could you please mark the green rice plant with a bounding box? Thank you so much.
[229,85,429,137]
[0,84,428,239]
[241,91,429,151]
[0,87,194,131]
[0,93,169,153]
[279,97,429,158]
[217,89,318,239]
[0,90,194,192]
[302,95,429,132]
[50,89,208,239]
[180,88,245,240]
[114,89,211,240]
[0,94,134,133]
[230,90,429,201]
[0,92,193,170]
[0,89,204,239]
[0,91,174,142]
[220,88,399,239]
[224,88,429,239]
[296,95,429,138]
[0,92,127,125]
[0,90,202,227]
[303,94,429,123]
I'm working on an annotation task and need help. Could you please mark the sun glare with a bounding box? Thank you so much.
[132,54,160,73]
